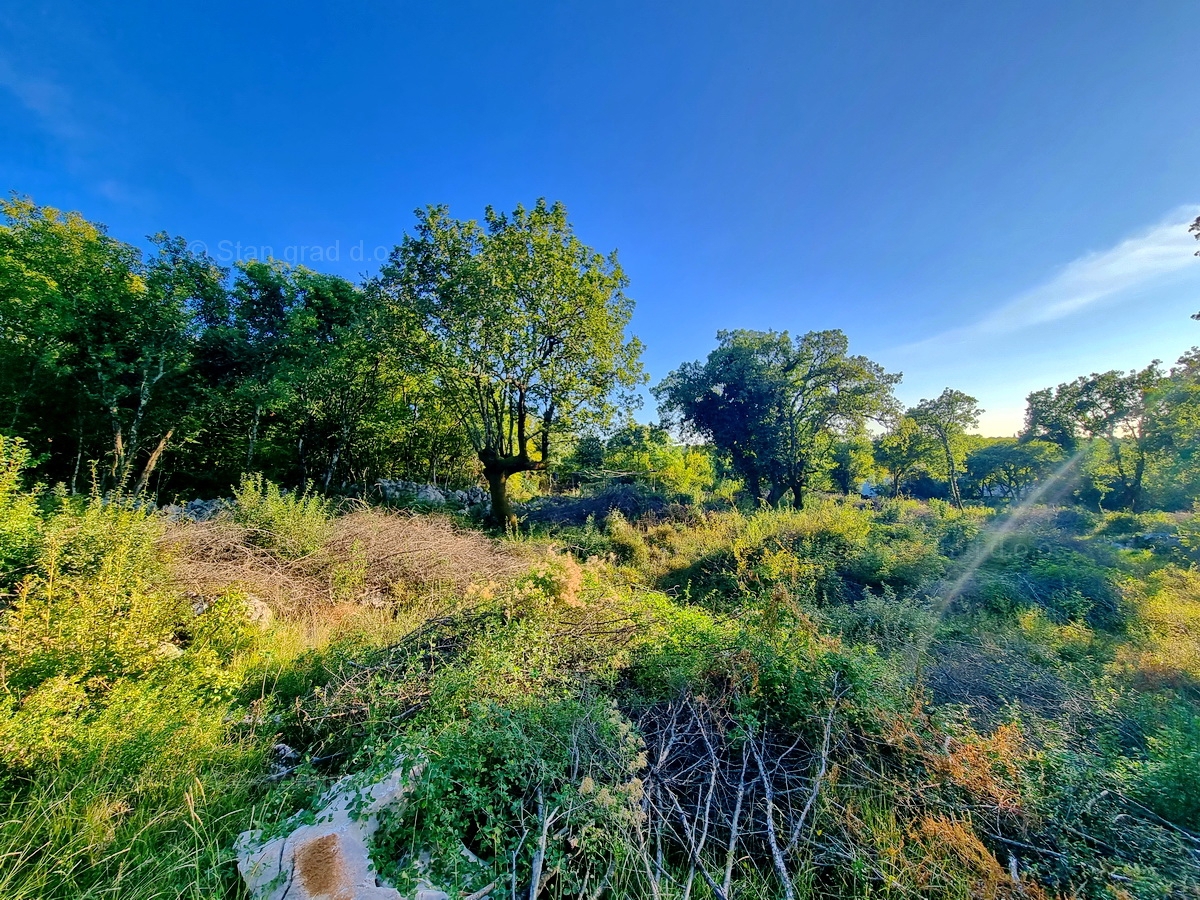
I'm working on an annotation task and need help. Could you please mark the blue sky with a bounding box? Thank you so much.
[2,2,1198,434]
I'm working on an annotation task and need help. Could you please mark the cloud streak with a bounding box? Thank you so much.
[901,206,1200,351]
[0,55,85,143]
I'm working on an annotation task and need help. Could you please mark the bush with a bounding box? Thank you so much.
[0,483,279,900]
[372,696,644,897]
[231,474,332,559]
[1123,708,1200,830]
[0,498,181,696]
[821,586,937,654]
[0,435,41,589]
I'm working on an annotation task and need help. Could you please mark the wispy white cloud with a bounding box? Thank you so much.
[0,55,85,143]
[901,206,1200,351]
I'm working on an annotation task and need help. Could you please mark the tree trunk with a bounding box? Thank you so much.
[133,429,173,497]
[1129,445,1147,513]
[766,480,788,508]
[942,439,963,509]
[247,404,261,468]
[484,465,517,527]
[789,480,806,509]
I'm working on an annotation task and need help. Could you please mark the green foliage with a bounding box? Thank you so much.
[599,423,720,503]
[1122,707,1200,830]
[656,328,898,506]
[0,198,475,498]
[0,198,204,494]
[379,199,645,522]
[0,435,42,586]
[231,473,332,559]
[820,586,937,653]
[966,438,1065,499]
[373,696,643,896]
[874,415,939,498]
[0,480,283,900]
[4,192,1200,898]
[0,498,180,695]
[910,388,983,509]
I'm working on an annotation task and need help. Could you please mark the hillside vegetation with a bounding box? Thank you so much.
[1,443,1198,897]
[1,198,1199,898]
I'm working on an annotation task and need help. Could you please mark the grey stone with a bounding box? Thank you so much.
[415,485,445,506]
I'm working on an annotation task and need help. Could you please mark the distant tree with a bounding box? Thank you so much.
[1023,386,1081,453]
[379,200,645,524]
[1022,365,1164,511]
[654,330,788,503]
[601,423,718,501]
[910,388,982,509]
[563,434,606,478]
[657,329,898,506]
[829,427,875,495]
[873,414,936,497]
[770,330,900,506]
[1144,348,1200,507]
[966,438,1064,499]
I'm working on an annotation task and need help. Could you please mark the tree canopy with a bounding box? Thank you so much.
[377,200,645,523]
[656,329,898,506]
[910,389,982,509]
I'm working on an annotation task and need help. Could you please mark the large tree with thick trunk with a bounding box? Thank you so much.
[379,200,644,525]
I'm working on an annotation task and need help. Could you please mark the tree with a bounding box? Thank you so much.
[656,329,898,506]
[379,200,645,524]
[0,199,217,493]
[966,438,1064,499]
[654,330,789,503]
[873,415,936,497]
[1021,365,1164,511]
[602,423,718,502]
[771,330,900,506]
[829,427,874,495]
[1023,386,1080,453]
[910,388,982,508]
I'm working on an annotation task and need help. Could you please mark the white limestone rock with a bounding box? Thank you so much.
[235,763,447,900]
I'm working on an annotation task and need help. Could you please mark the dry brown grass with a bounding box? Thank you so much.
[161,508,526,618]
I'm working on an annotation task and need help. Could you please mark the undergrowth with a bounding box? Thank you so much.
[1,449,1197,899]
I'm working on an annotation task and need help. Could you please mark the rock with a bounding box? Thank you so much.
[154,641,184,660]
[267,743,301,782]
[236,762,448,900]
[187,591,211,615]
[244,595,274,627]
[415,485,445,506]
[161,498,227,522]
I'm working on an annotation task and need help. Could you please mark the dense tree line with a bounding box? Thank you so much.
[0,197,643,522]
[2,194,1198,516]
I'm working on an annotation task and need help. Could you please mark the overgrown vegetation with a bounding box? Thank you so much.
[1,443,1197,897]
[1,199,1199,897]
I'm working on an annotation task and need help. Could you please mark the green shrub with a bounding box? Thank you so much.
[604,510,648,566]
[1123,709,1200,830]
[821,586,937,654]
[0,498,181,696]
[0,435,41,588]
[372,696,643,897]
[232,473,332,559]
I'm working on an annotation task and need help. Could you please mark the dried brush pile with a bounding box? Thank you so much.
[162,506,525,617]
